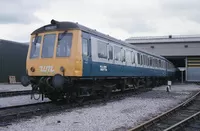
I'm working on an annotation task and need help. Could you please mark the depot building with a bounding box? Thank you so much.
[125,35,200,82]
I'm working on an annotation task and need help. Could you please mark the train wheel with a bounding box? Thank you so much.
[121,79,126,92]
[121,83,125,92]
[104,87,112,100]
[75,97,85,104]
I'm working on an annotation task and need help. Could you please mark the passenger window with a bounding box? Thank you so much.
[108,45,113,60]
[121,48,126,62]
[145,55,147,65]
[132,52,135,63]
[98,40,107,59]
[126,50,132,63]
[137,53,141,65]
[153,59,155,66]
[82,38,88,56]
[114,46,121,61]
[155,59,157,67]
[159,60,161,68]
[156,59,158,67]
[150,57,152,66]
[157,59,159,67]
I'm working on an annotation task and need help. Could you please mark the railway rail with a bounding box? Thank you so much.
[0,90,32,98]
[129,90,200,131]
[0,88,151,127]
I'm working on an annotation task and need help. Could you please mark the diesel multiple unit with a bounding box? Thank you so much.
[21,20,176,101]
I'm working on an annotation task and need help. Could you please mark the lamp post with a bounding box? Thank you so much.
[178,67,186,84]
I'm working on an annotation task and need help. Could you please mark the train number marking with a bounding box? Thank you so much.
[39,66,55,73]
[100,65,107,71]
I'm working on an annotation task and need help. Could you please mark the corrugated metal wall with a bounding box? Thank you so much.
[187,57,200,82]
[0,40,28,83]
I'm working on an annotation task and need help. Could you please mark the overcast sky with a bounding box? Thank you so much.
[0,0,200,42]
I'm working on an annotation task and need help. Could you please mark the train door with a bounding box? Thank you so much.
[82,32,92,76]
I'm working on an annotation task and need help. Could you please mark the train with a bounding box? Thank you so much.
[21,19,176,102]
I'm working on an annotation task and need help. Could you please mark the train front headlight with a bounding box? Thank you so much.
[30,67,35,72]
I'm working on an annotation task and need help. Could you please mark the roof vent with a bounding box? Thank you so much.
[169,35,172,38]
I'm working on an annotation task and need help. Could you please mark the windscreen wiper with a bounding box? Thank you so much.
[58,31,67,41]
[33,34,39,45]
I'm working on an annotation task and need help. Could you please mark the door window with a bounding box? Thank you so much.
[82,38,88,56]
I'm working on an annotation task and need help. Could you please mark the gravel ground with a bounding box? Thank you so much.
[0,94,50,108]
[0,84,49,108]
[0,84,31,92]
[0,83,199,131]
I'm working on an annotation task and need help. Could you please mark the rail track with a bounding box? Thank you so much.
[0,87,151,127]
[129,90,200,131]
[0,90,32,98]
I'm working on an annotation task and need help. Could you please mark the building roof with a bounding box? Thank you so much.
[125,35,200,44]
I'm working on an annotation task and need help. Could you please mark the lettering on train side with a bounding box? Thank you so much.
[39,66,55,73]
[100,65,107,71]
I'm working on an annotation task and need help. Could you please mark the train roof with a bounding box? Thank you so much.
[31,19,172,63]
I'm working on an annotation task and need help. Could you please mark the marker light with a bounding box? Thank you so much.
[60,66,65,72]
[30,67,35,72]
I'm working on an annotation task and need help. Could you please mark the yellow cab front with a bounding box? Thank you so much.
[26,30,82,77]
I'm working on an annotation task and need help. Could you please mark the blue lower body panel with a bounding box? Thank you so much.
[83,61,168,77]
